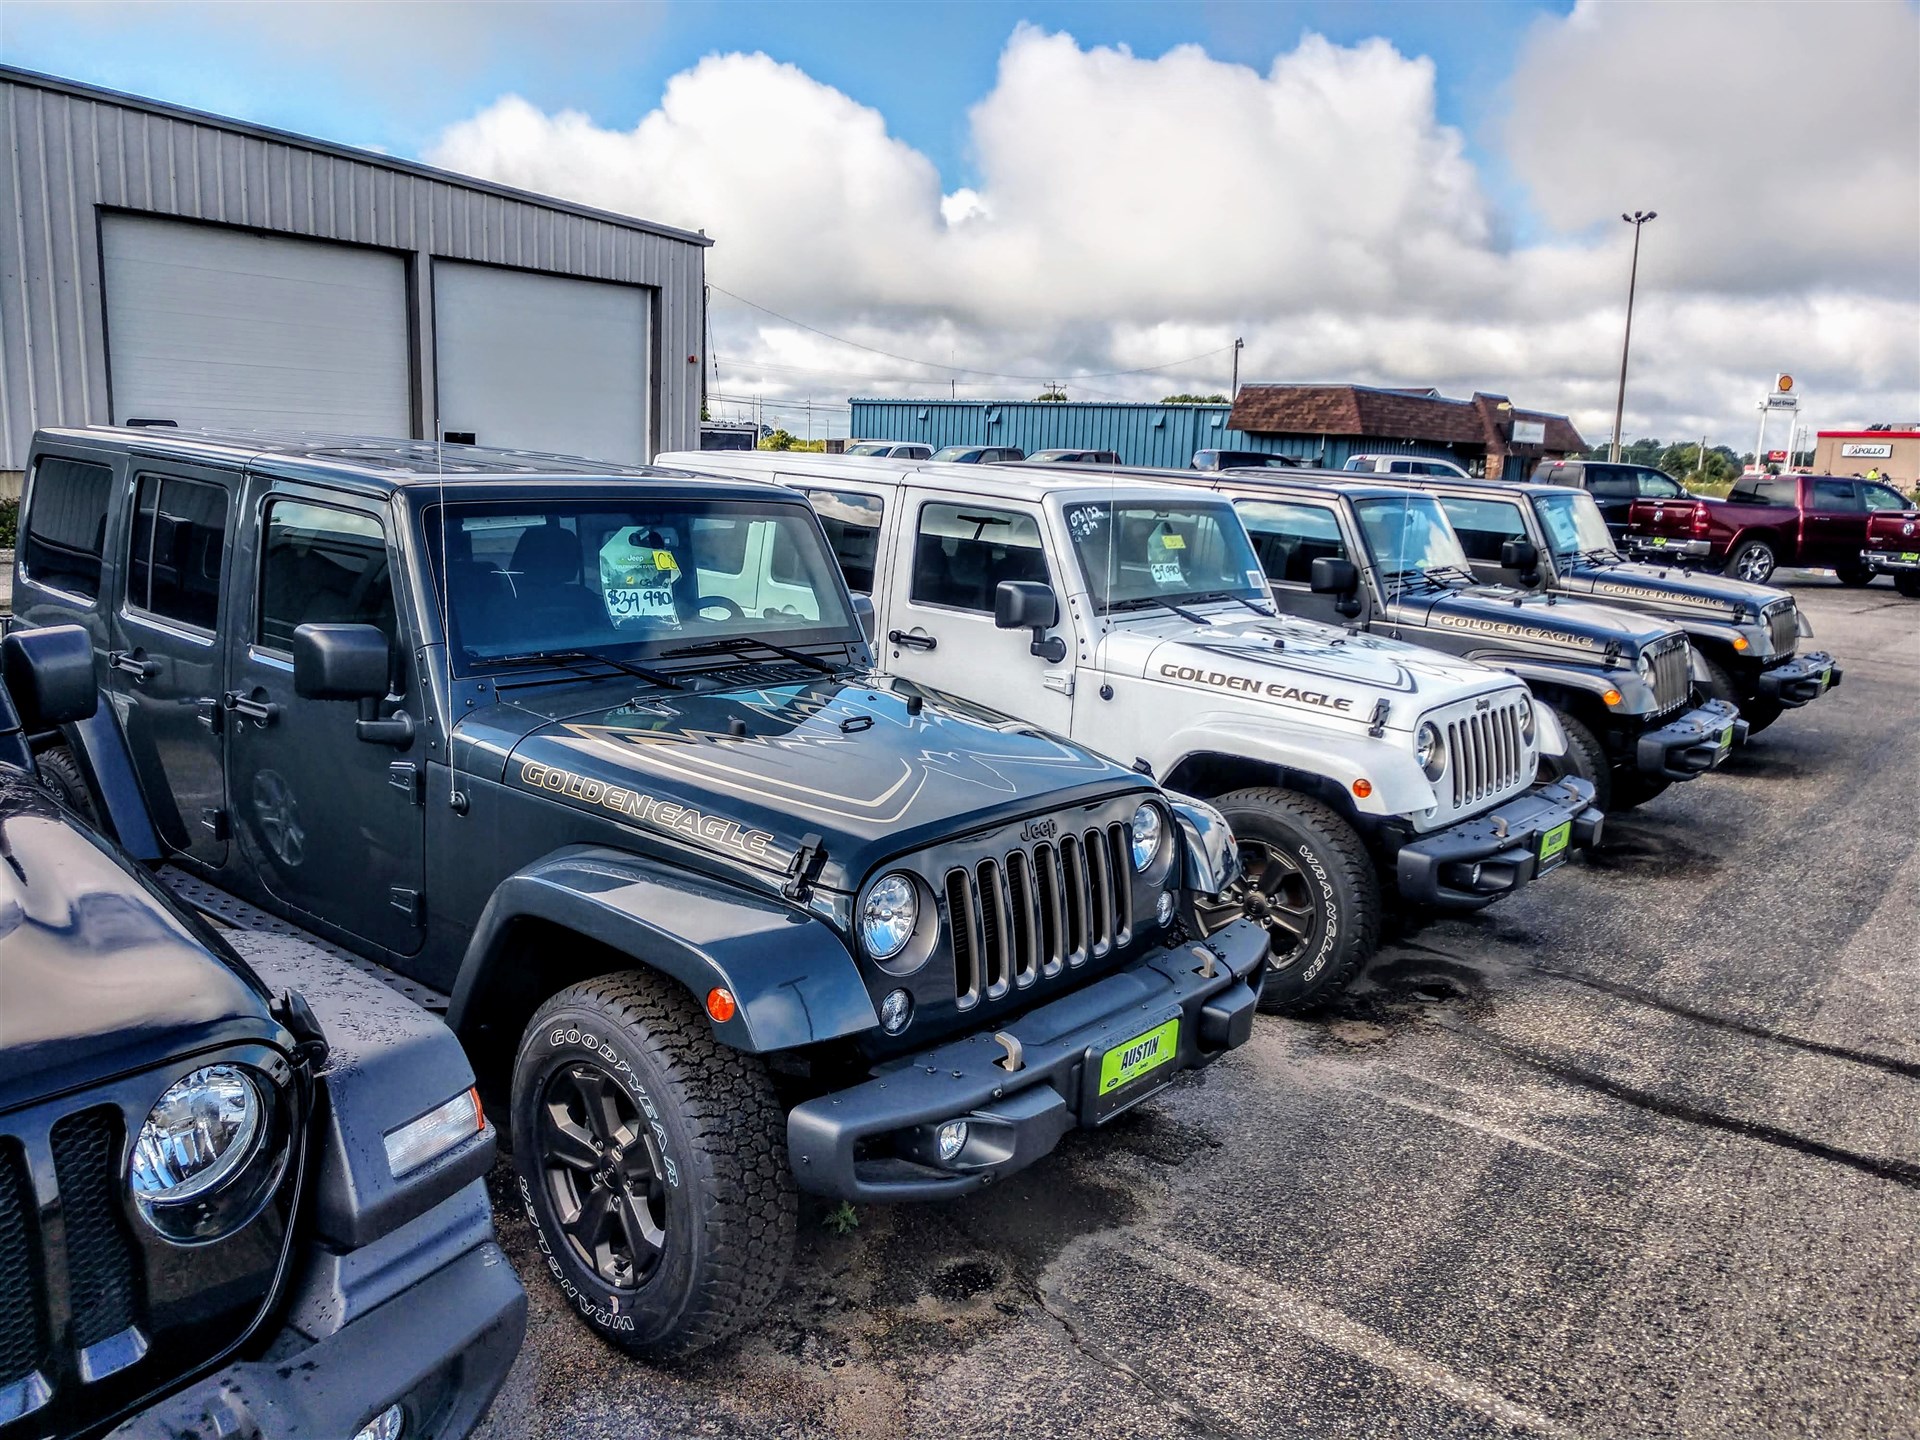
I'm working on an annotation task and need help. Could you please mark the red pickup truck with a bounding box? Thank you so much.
[1626,472,1915,583]
[1863,506,1920,597]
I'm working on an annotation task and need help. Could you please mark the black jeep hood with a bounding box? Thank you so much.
[1559,560,1770,620]
[0,777,277,1113]
[1397,583,1672,660]
[476,673,1144,893]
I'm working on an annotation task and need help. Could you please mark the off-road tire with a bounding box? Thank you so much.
[1208,787,1380,1014]
[1834,562,1874,587]
[1895,572,1920,599]
[1608,768,1671,811]
[1692,648,1741,709]
[34,745,98,824]
[510,970,796,1358]
[1740,696,1785,734]
[1724,539,1776,584]
[1542,706,1612,812]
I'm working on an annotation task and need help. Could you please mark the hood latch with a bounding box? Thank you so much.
[1367,699,1389,738]
[783,832,828,901]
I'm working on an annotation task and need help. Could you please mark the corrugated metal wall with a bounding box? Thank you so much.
[847,399,1471,470]
[0,69,708,472]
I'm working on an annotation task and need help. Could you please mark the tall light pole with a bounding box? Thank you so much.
[1609,210,1657,463]
[1230,336,1244,399]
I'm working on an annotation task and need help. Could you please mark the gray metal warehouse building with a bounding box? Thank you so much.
[0,66,710,492]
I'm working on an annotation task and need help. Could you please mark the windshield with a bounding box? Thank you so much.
[846,442,890,456]
[425,498,856,669]
[931,447,978,462]
[1064,499,1267,611]
[1536,490,1618,560]
[1352,494,1472,576]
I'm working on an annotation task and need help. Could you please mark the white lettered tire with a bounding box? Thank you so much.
[510,970,795,1357]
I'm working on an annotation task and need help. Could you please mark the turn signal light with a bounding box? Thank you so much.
[1732,636,1749,651]
[706,988,738,1023]
[1351,778,1373,798]
[1603,688,1623,707]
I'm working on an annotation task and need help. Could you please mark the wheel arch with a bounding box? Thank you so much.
[449,846,877,1090]
[1161,749,1366,832]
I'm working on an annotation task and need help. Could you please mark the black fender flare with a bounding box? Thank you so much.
[448,845,878,1054]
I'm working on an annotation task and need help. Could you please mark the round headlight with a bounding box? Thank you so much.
[1635,649,1656,685]
[1415,721,1445,779]
[131,1064,265,1210]
[1130,803,1163,872]
[861,873,918,960]
[1517,694,1536,742]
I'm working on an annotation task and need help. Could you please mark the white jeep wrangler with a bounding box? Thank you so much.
[659,451,1602,1010]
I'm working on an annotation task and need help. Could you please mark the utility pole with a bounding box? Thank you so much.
[1610,210,1657,463]
[1230,337,1244,399]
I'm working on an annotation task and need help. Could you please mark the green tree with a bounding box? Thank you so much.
[1657,443,1737,487]
[1160,393,1228,404]
[759,428,797,451]
[1035,388,1068,402]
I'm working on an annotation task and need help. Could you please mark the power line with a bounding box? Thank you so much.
[708,284,1234,383]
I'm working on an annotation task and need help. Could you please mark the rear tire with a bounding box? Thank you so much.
[1540,706,1612,812]
[1198,788,1380,1014]
[1724,539,1776,584]
[510,970,796,1358]
[35,745,99,825]
[1834,562,1874,587]
[1896,572,1920,598]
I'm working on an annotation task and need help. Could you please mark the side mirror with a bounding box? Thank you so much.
[1501,538,1542,584]
[1,625,99,728]
[850,593,876,644]
[994,580,1068,664]
[293,623,390,701]
[1309,557,1365,618]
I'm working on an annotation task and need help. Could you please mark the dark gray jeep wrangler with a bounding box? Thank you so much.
[12,428,1262,1359]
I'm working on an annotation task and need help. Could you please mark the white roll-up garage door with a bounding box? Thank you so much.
[433,262,650,463]
[102,216,412,436]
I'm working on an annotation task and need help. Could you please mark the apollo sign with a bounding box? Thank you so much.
[1841,443,1894,459]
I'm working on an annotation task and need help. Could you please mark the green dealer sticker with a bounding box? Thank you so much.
[1099,1018,1180,1096]
[1538,821,1572,866]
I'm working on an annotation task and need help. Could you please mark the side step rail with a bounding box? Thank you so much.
[156,866,450,1014]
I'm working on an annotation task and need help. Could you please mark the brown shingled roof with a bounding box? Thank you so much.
[1230,384,1584,452]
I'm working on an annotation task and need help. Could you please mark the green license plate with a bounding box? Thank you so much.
[1820,667,1832,689]
[1098,1018,1180,1098]
[1650,537,1669,547]
[1899,552,1920,563]
[1718,725,1735,749]
[1537,820,1572,867]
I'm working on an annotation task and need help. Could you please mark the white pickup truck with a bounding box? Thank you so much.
[660,452,1603,1010]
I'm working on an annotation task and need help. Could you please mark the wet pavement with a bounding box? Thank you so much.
[477,575,1918,1440]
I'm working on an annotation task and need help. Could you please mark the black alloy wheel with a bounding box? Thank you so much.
[538,1062,668,1291]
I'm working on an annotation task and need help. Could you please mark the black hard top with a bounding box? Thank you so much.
[34,426,783,504]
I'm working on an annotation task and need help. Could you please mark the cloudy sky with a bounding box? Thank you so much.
[6,0,1916,445]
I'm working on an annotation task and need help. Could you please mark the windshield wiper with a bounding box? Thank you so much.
[1380,567,1452,594]
[468,649,685,690]
[1108,594,1213,625]
[1580,547,1623,566]
[1186,590,1276,617]
[659,635,841,675]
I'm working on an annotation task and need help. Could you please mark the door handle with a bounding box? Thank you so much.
[223,690,281,726]
[887,630,937,652]
[108,649,158,682]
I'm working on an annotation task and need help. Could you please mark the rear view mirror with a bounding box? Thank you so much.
[1,625,99,728]
[293,623,390,701]
[1309,557,1364,619]
[994,580,1067,664]
[1501,539,1542,581]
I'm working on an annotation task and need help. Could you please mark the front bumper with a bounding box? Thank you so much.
[1631,699,1746,779]
[1626,535,1713,560]
[787,918,1268,1202]
[1756,650,1841,707]
[1394,778,1603,909]
[112,1184,525,1440]
[1863,547,1920,574]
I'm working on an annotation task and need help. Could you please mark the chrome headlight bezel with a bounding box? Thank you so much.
[1517,693,1536,743]
[860,871,920,961]
[1129,802,1165,872]
[1634,648,1657,686]
[1415,721,1446,780]
[129,1062,287,1244]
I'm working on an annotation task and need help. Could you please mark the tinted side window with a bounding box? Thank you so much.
[1637,470,1687,499]
[258,500,394,651]
[910,502,1048,612]
[1235,500,1350,586]
[1435,495,1528,562]
[22,456,113,599]
[800,488,884,593]
[1757,479,1796,505]
[1812,480,1859,510]
[1586,473,1635,500]
[127,474,229,630]
[1862,483,1910,511]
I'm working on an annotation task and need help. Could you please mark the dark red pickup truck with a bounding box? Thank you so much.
[1626,472,1914,583]
[1863,506,1920,597]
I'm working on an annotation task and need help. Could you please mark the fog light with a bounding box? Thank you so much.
[880,988,913,1034]
[936,1120,969,1162]
[1466,863,1483,888]
[1155,892,1175,926]
[353,1404,405,1440]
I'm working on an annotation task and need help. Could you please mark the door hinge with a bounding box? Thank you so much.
[1042,671,1074,696]
[782,832,828,901]
[389,887,425,925]
[387,761,425,805]
[199,808,230,840]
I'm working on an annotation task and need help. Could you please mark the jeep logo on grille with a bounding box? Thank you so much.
[1021,817,1058,842]
[1474,696,1492,711]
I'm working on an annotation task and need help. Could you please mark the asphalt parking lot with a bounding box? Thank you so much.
[477,574,1918,1440]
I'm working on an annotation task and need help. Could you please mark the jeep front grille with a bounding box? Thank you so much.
[1648,634,1691,715]
[0,1145,45,1390]
[1764,599,1797,659]
[1445,699,1530,812]
[949,824,1134,1009]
